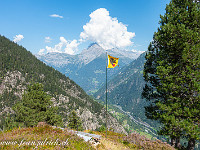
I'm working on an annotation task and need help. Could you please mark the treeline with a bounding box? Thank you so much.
[142,0,200,150]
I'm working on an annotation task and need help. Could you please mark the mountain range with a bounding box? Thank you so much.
[94,52,159,130]
[36,41,160,132]
[36,43,141,94]
[37,41,160,136]
[94,52,146,117]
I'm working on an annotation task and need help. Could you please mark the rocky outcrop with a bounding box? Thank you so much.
[0,71,26,96]
[0,70,126,134]
[78,108,100,131]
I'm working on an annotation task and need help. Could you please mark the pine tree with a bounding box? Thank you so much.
[13,82,63,127]
[67,110,83,131]
[142,0,200,149]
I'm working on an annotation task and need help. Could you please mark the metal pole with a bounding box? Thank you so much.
[106,52,108,138]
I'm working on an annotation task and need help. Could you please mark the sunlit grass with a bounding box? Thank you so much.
[87,130,175,150]
[0,125,176,150]
[0,125,94,150]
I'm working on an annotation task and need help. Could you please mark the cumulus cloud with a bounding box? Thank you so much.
[13,34,24,43]
[131,49,145,58]
[45,37,52,43]
[39,8,137,55]
[50,14,63,18]
[65,40,79,55]
[131,49,138,53]
[42,37,80,55]
[80,8,135,50]
[45,37,67,53]
[38,49,45,55]
[134,49,145,55]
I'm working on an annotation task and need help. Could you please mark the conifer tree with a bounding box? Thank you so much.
[142,0,200,149]
[13,82,63,127]
[67,110,83,131]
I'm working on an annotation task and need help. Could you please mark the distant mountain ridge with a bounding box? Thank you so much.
[78,43,105,65]
[37,43,140,94]
[94,52,153,126]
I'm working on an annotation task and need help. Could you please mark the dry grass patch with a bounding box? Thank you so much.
[87,130,175,150]
[0,125,94,150]
[96,137,131,150]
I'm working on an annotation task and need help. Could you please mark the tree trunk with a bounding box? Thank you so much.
[187,138,195,150]
[175,137,181,149]
[171,137,176,147]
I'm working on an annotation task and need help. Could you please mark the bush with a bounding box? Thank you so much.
[96,125,106,132]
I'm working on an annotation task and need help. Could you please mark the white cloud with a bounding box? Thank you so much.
[65,40,80,55]
[43,37,80,55]
[131,49,145,57]
[46,37,67,53]
[50,14,63,18]
[13,34,24,43]
[80,8,135,50]
[45,37,52,43]
[38,49,45,55]
[60,37,68,44]
[136,50,145,54]
[39,8,137,55]
[131,49,138,53]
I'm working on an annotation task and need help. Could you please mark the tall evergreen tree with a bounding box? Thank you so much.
[13,82,63,127]
[142,0,200,149]
[67,110,83,131]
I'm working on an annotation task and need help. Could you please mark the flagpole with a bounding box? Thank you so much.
[106,51,108,138]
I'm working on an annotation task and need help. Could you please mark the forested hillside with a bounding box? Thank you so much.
[0,35,126,133]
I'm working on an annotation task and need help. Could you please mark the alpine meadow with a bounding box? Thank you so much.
[0,0,199,150]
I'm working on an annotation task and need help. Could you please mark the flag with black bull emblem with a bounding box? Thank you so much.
[107,55,119,68]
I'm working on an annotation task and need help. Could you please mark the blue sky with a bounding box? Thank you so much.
[0,0,170,55]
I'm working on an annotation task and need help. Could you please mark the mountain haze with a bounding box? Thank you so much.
[37,43,141,94]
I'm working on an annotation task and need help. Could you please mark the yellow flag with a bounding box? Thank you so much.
[107,55,119,68]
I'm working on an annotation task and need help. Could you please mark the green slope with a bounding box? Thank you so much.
[94,52,160,129]
[94,53,147,118]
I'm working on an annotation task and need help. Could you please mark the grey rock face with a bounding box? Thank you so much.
[0,70,126,134]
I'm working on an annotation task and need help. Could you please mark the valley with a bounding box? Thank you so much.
[1,0,200,149]
[36,41,161,139]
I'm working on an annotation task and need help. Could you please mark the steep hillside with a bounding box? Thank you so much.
[37,43,139,94]
[0,35,126,134]
[94,53,151,125]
